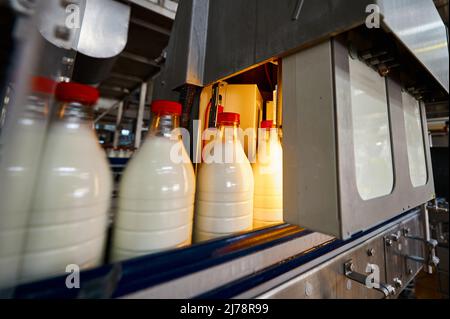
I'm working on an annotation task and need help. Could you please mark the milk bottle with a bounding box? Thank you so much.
[21,82,112,282]
[0,77,54,288]
[111,100,195,262]
[252,120,283,228]
[195,112,254,242]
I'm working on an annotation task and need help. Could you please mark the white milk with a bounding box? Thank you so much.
[111,114,195,262]
[0,82,53,289]
[0,111,48,288]
[195,123,254,242]
[21,120,112,282]
[252,128,283,228]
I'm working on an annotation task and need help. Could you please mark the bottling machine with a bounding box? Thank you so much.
[0,0,448,299]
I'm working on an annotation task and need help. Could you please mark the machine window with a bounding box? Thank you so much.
[349,57,394,200]
[402,91,428,187]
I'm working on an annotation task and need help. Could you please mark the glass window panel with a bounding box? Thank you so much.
[349,58,394,200]
[402,91,427,187]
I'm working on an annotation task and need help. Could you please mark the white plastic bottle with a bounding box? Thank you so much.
[111,100,195,262]
[21,82,112,282]
[252,120,283,228]
[0,77,54,288]
[195,112,254,242]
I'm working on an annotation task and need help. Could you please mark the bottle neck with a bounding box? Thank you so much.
[148,113,180,138]
[260,128,280,143]
[57,102,93,123]
[218,123,239,142]
[257,128,281,165]
[24,93,49,120]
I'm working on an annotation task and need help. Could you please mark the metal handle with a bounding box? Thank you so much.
[344,261,396,298]
[404,235,439,249]
[403,228,438,248]
[402,228,440,269]
[404,254,440,267]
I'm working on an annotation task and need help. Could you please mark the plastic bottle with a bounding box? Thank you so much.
[111,100,195,261]
[195,112,254,242]
[252,120,283,228]
[21,82,112,282]
[0,77,55,288]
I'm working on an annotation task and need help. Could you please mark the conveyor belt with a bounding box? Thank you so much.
[13,209,421,299]
[13,224,331,298]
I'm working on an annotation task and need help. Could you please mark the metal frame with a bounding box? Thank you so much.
[155,0,448,100]
[134,82,148,148]
[244,210,425,299]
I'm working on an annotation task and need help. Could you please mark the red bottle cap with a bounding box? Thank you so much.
[261,120,274,129]
[31,76,56,95]
[217,112,240,126]
[55,82,99,105]
[151,100,182,116]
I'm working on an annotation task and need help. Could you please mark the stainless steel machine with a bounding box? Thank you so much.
[1,0,449,299]
[148,0,450,298]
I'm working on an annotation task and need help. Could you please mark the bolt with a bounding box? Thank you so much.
[393,278,403,289]
[367,248,375,256]
[430,256,440,267]
[377,63,390,77]
[386,238,393,247]
[408,268,413,275]
[391,233,400,242]
[427,239,438,249]
[387,286,397,296]
[403,228,410,235]
[345,262,355,273]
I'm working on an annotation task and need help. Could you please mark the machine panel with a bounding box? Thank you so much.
[283,37,435,239]
[379,0,449,93]
[255,211,428,299]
